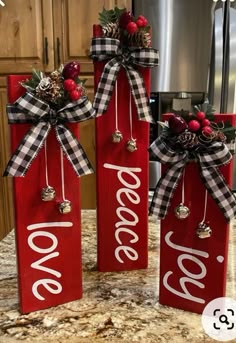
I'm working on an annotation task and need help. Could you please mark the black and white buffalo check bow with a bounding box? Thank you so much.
[90,37,159,123]
[4,92,96,177]
[149,137,236,222]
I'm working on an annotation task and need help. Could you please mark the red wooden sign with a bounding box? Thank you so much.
[93,26,150,271]
[159,114,236,314]
[7,76,82,314]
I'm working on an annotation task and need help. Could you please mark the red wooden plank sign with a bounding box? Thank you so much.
[93,26,151,271]
[158,114,236,314]
[7,76,83,313]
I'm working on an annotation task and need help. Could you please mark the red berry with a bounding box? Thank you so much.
[137,15,148,26]
[136,18,147,27]
[188,120,201,132]
[126,21,138,34]
[69,89,82,101]
[196,111,206,120]
[202,118,210,127]
[62,61,81,80]
[119,11,132,29]
[136,18,144,27]
[202,126,213,136]
[63,79,76,92]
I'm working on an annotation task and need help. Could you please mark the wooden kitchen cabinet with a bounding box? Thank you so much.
[0,0,131,239]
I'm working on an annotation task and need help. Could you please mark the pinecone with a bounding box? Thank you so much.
[216,131,226,142]
[50,70,62,83]
[36,77,61,103]
[102,22,120,39]
[177,131,198,149]
[128,30,151,48]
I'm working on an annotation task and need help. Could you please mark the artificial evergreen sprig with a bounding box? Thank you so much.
[98,7,151,48]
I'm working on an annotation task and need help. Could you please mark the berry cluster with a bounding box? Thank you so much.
[21,61,86,109]
[62,61,84,101]
[119,11,149,35]
[99,7,151,47]
[160,102,236,150]
[188,111,212,136]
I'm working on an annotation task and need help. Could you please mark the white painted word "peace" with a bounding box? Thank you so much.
[104,163,141,264]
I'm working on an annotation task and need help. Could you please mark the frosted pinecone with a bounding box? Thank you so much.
[128,30,151,48]
[102,22,120,39]
[50,70,62,82]
[177,131,198,149]
[36,77,61,102]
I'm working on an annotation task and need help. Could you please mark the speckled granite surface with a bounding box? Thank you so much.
[0,210,235,343]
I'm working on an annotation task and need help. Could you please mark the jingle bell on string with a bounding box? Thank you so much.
[58,200,72,214]
[126,138,137,152]
[174,203,190,219]
[111,130,123,143]
[41,186,56,201]
[196,222,212,239]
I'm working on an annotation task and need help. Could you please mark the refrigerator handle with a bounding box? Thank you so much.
[227,3,236,113]
[208,5,224,113]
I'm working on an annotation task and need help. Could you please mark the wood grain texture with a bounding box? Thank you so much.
[0,76,14,240]
[159,114,236,314]
[8,75,83,314]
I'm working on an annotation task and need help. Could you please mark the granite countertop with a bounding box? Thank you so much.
[0,210,235,343]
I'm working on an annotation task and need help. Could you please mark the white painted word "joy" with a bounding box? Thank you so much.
[27,221,73,301]
[104,163,141,264]
[163,231,209,304]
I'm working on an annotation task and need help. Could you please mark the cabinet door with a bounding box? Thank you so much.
[0,0,54,73]
[0,77,14,240]
[57,0,132,72]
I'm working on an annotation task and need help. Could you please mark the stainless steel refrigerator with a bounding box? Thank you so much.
[133,0,236,188]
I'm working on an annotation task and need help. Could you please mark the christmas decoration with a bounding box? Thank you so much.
[90,7,159,123]
[6,75,85,314]
[174,203,190,220]
[62,61,81,80]
[98,7,151,47]
[4,64,95,178]
[58,200,72,214]
[149,101,236,223]
[126,138,137,152]
[196,222,212,239]
[111,129,123,143]
[92,8,158,272]
[41,185,56,201]
[63,79,77,91]
[169,115,188,133]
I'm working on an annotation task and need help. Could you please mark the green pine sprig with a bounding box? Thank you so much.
[99,7,126,26]
[20,69,45,91]
[221,121,236,143]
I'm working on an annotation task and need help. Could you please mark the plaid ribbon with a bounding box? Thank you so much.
[90,37,159,123]
[4,92,96,177]
[149,137,236,222]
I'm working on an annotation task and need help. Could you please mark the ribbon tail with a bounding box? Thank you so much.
[124,64,154,123]
[199,166,236,222]
[93,58,121,115]
[149,161,186,219]
[55,124,94,177]
[3,122,50,177]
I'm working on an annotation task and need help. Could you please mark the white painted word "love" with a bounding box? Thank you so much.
[27,221,73,301]
[104,163,141,264]
[163,231,209,304]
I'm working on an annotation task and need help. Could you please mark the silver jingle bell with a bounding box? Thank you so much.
[41,186,56,201]
[126,138,137,152]
[174,203,190,219]
[196,222,212,239]
[111,130,123,143]
[58,200,72,214]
